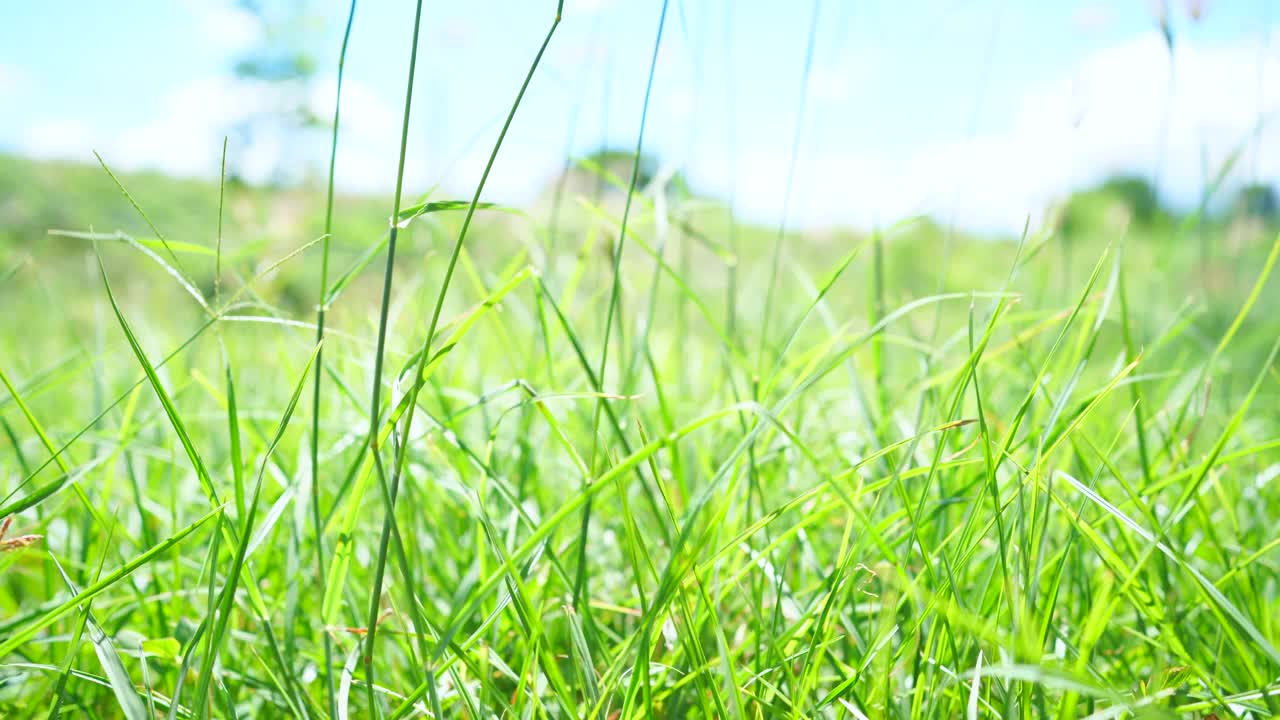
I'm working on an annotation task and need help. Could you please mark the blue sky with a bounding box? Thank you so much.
[1,0,1276,232]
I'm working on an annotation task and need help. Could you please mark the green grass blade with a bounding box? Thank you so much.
[0,505,221,658]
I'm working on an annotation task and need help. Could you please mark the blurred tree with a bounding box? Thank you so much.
[583,148,660,190]
[229,0,322,186]
[1059,174,1163,238]
[1234,183,1278,221]
[547,148,691,207]
[1098,175,1160,224]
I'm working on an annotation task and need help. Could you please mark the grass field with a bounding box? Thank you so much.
[3,3,1280,719]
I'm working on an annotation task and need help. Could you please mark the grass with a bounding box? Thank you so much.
[3,2,1280,719]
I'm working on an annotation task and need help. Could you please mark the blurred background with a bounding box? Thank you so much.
[1,0,1276,234]
[2,0,1279,376]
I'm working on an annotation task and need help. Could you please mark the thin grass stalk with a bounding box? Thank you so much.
[215,138,226,308]
[367,2,567,714]
[576,0,670,619]
[361,0,426,711]
[310,2,357,716]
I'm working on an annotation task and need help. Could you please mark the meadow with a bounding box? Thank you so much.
[3,3,1280,719]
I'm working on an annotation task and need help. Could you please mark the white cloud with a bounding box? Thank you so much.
[1071,5,1113,33]
[15,74,302,181]
[733,29,1280,233]
[184,0,262,53]
[13,68,432,197]
[307,75,421,193]
[808,50,877,106]
[112,75,283,178]
[20,119,93,159]
[934,30,1280,231]
[10,26,1276,236]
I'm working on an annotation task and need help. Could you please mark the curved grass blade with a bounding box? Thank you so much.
[49,552,148,720]
[192,339,322,718]
[0,505,222,658]
[94,247,221,509]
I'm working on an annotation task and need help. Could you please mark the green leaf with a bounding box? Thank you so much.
[141,638,182,662]
[393,199,498,226]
